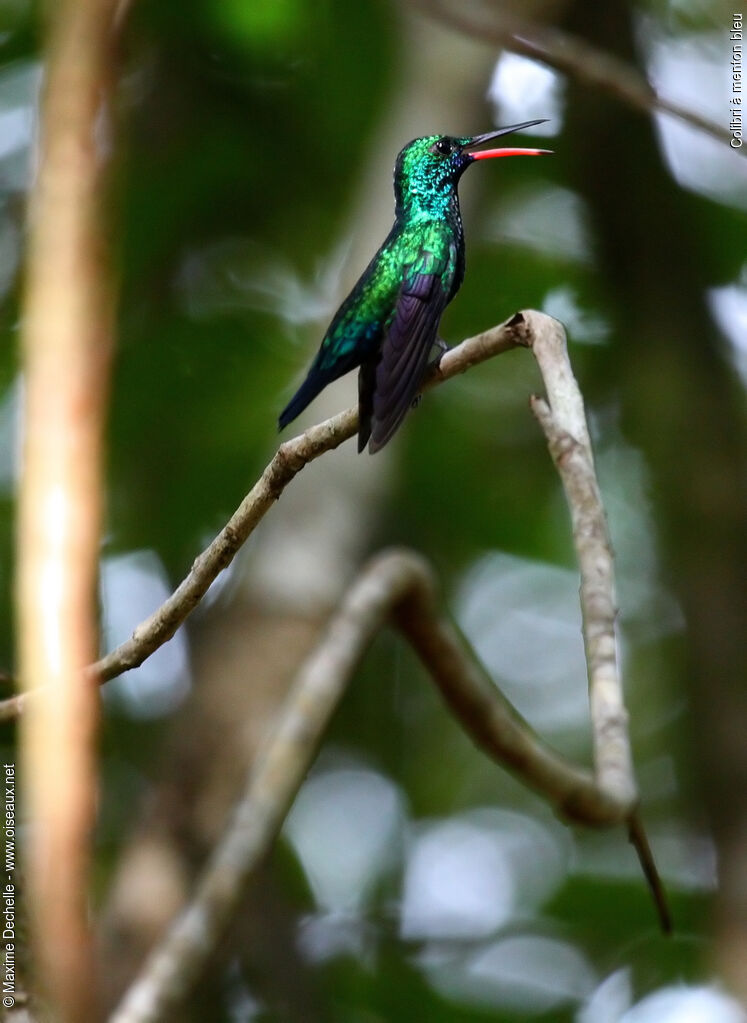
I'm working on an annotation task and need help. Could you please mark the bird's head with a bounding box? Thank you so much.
[394,119,552,218]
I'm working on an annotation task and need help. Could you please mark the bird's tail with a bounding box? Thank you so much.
[278,366,329,431]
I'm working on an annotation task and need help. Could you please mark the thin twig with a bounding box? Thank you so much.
[110,312,669,1022]
[0,316,522,725]
[628,811,673,935]
[417,0,739,154]
[17,0,119,1017]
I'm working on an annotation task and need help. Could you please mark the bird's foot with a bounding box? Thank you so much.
[426,336,450,376]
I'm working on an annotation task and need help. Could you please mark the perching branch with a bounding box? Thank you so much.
[0,315,521,725]
[417,0,739,153]
[110,312,669,1023]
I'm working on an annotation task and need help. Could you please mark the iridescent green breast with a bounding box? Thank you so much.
[318,220,458,372]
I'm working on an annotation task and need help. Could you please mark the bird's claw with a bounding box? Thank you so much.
[427,336,450,375]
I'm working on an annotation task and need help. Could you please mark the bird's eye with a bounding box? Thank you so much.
[434,139,453,156]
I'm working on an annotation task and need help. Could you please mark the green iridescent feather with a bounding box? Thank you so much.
[278,123,549,451]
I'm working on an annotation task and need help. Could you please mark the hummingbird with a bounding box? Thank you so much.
[279,119,551,453]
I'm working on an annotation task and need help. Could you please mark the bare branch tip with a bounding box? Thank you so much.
[628,811,673,936]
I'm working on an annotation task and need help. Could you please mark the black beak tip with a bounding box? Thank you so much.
[465,118,550,150]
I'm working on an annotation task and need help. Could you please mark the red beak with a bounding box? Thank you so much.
[469,146,553,160]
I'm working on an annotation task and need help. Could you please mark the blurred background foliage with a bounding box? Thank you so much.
[1,0,746,1019]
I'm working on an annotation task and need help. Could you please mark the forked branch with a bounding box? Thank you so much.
[110,312,670,1023]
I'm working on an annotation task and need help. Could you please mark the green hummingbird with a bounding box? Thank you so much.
[279,120,551,453]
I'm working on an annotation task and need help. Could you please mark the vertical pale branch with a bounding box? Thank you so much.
[17,0,118,1017]
[522,312,636,808]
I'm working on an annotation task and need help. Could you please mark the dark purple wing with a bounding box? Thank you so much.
[366,271,450,453]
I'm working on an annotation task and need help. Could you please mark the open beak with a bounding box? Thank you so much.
[465,119,553,160]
